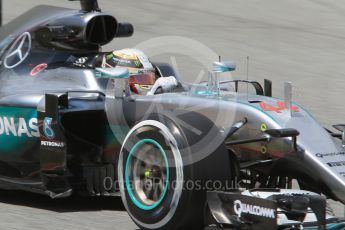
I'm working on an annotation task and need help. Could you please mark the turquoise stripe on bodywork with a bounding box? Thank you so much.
[237,101,281,126]
[0,107,38,154]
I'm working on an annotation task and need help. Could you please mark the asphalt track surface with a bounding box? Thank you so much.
[2,0,345,229]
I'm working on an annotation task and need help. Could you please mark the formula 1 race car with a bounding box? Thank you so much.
[1,0,345,229]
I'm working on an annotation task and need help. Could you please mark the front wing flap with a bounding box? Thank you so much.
[207,191,277,230]
[206,190,336,230]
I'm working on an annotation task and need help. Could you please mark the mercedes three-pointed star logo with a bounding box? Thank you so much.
[4,32,32,69]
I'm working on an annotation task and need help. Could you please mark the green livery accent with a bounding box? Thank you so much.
[133,60,141,67]
[106,53,114,60]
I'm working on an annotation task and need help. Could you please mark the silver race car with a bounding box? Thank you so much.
[0,0,344,229]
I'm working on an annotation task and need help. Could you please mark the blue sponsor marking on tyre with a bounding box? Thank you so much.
[125,138,169,211]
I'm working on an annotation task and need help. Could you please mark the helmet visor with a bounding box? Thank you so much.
[129,72,156,85]
[129,71,156,94]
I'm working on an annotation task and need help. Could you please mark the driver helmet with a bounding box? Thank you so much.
[101,48,156,95]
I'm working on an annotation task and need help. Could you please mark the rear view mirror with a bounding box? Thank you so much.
[95,67,129,79]
[213,61,236,73]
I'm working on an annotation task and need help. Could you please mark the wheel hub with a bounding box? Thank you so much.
[125,139,170,210]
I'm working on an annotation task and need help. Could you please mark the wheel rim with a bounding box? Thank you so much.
[125,138,170,210]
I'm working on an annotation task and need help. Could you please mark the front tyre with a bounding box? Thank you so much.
[119,119,191,230]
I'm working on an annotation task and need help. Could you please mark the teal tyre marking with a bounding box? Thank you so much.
[125,138,170,211]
